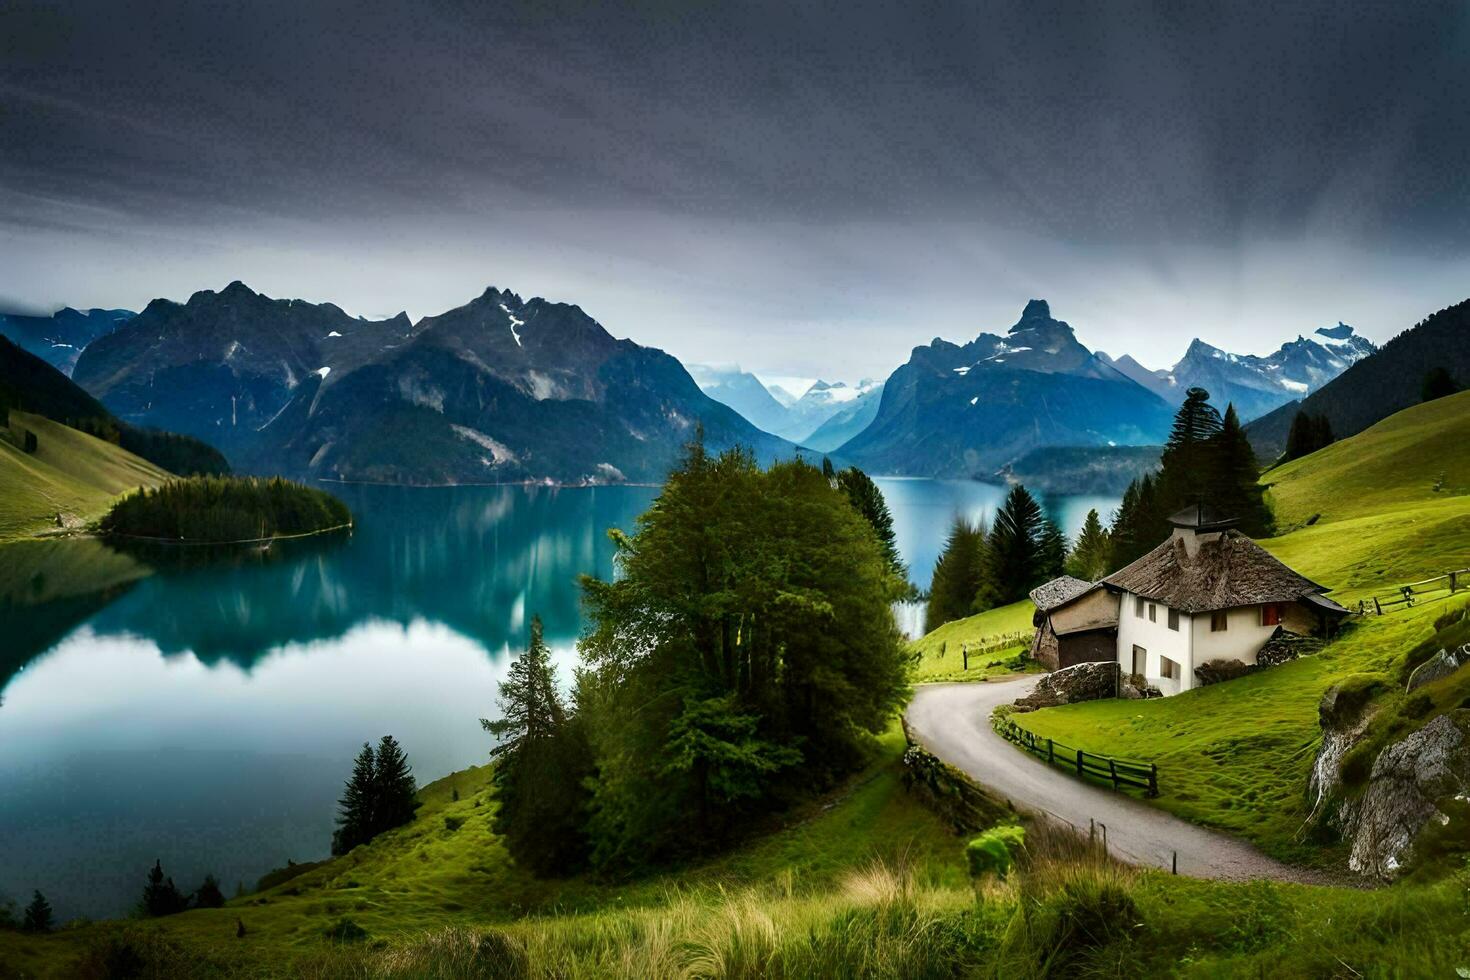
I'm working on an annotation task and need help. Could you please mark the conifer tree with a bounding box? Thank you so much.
[483,616,592,875]
[1422,366,1460,402]
[1065,509,1111,581]
[982,485,1047,607]
[1037,519,1067,581]
[332,743,377,855]
[924,515,987,632]
[836,466,909,588]
[370,735,419,837]
[821,456,836,482]
[1283,409,1335,462]
[140,860,188,917]
[1156,386,1222,506]
[1108,471,1165,570]
[21,891,53,933]
[194,874,226,909]
[1209,404,1273,536]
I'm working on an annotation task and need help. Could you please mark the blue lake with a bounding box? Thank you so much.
[0,480,1115,918]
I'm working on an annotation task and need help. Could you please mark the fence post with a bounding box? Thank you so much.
[1100,823,1107,850]
[1047,738,1054,765]
[1452,571,1459,594]
[1149,764,1158,798]
[1076,749,1084,777]
[1172,851,1177,875]
[1089,818,1095,844]
[1109,758,1119,790]
[963,644,968,671]
[1374,596,1382,616]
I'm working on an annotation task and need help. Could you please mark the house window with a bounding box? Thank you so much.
[1134,596,1145,618]
[1132,645,1147,678]
[1160,656,1181,681]
[1148,603,1157,623]
[1211,611,1228,632]
[1167,608,1180,631]
[1261,603,1284,627]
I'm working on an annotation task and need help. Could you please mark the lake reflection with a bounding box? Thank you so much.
[0,480,1113,918]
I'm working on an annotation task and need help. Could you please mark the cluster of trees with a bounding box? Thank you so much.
[2,891,55,933]
[923,485,1067,633]
[99,475,351,542]
[1422,366,1460,402]
[1109,388,1270,569]
[139,859,226,917]
[331,736,421,855]
[486,441,910,874]
[1283,410,1335,463]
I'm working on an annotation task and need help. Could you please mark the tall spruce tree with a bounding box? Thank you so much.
[982,485,1047,607]
[1209,404,1273,536]
[370,735,420,837]
[483,615,592,875]
[924,515,987,632]
[21,891,53,933]
[1156,386,1223,507]
[1065,508,1111,581]
[836,466,909,588]
[1283,409,1336,462]
[331,743,376,855]
[1037,519,1067,582]
[1108,471,1165,571]
[140,860,188,917]
[193,874,226,909]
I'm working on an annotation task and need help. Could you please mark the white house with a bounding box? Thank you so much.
[1033,505,1348,696]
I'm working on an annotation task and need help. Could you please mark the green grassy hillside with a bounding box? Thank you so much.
[0,411,172,541]
[909,599,1038,682]
[1013,393,1470,862]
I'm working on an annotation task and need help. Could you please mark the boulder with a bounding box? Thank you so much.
[1340,714,1470,879]
[1305,680,1381,826]
[1194,658,1257,686]
[1406,646,1467,693]
[1015,660,1118,710]
[1256,627,1322,669]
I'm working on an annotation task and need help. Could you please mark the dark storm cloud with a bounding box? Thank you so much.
[4,0,1470,375]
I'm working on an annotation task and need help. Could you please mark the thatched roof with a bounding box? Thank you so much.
[1102,529,1330,613]
[1029,575,1095,611]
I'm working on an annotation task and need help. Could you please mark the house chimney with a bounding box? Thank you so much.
[1167,504,1237,556]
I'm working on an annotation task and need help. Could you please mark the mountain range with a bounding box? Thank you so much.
[1247,300,1470,461]
[686,366,884,449]
[0,307,136,375]
[837,300,1176,478]
[70,282,797,484]
[1098,324,1375,422]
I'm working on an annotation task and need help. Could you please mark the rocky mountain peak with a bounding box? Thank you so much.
[1018,298,1051,322]
[1315,322,1355,341]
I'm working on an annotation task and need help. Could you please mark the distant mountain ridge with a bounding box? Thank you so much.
[685,364,792,435]
[1097,323,1375,422]
[0,307,136,375]
[1246,299,1470,460]
[838,300,1175,477]
[72,282,798,484]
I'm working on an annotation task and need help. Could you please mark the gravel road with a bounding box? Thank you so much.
[905,678,1334,883]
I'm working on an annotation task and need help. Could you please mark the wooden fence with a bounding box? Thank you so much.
[959,630,1030,670]
[1359,567,1469,615]
[995,717,1159,797]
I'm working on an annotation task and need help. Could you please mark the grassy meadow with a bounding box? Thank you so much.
[908,599,1039,683]
[0,411,171,542]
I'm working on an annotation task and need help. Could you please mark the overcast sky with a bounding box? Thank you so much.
[5,1,1470,379]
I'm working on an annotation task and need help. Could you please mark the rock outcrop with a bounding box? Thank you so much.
[1014,660,1118,710]
[1305,680,1381,827]
[1406,645,1469,692]
[1339,714,1470,878]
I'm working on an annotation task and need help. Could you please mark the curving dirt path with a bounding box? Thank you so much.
[905,678,1334,883]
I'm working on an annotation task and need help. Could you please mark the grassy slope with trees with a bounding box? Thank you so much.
[5,426,1470,974]
[0,412,173,541]
[1011,390,1470,864]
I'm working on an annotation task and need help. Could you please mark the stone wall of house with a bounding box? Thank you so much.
[1031,621,1060,672]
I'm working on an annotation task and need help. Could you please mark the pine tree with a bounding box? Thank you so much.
[821,456,836,482]
[1209,404,1273,536]
[482,615,592,874]
[194,874,226,909]
[331,743,377,855]
[1065,508,1111,581]
[1109,471,1166,570]
[1156,386,1223,507]
[1422,366,1459,402]
[21,891,53,933]
[1037,519,1067,581]
[982,485,1047,607]
[370,735,419,838]
[836,466,908,588]
[924,515,987,632]
[140,859,188,917]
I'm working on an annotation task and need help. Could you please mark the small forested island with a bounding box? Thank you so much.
[98,476,352,543]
